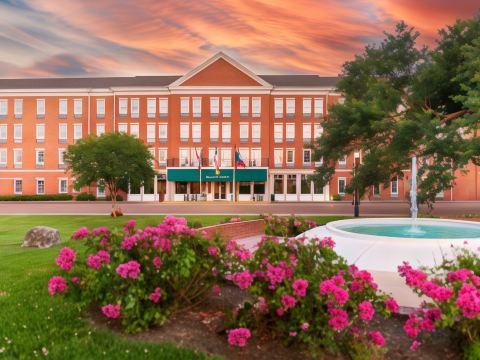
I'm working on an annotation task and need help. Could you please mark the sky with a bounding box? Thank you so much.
[0,0,478,78]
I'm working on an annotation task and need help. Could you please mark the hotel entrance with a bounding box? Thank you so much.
[213,182,227,200]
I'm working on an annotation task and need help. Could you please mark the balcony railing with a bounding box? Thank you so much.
[167,157,269,168]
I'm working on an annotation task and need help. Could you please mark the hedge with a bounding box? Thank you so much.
[75,192,96,201]
[106,194,124,202]
[0,194,73,201]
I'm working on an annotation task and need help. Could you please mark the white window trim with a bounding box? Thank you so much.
[286,98,295,117]
[130,123,139,137]
[131,98,140,118]
[14,99,22,118]
[119,98,128,116]
[13,178,22,194]
[159,98,168,117]
[58,178,68,194]
[36,178,45,195]
[181,97,190,117]
[192,97,202,118]
[338,177,346,195]
[240,97,249,117]
[96,98,105,118]
[252,97,261,117]
[391,176,399,195]
[147,98,156,118]
[0,148,7,167]
[222,97,231,117]
[286,148,295,165]
[74,98,83,117]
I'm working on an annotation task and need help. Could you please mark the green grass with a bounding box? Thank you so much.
[0,215,346,359]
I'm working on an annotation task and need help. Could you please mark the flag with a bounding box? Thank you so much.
[235,149,246,168]
[195,147,201,170]
[213,147,220,175]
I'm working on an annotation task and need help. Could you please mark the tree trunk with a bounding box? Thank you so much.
[108,183,122,217]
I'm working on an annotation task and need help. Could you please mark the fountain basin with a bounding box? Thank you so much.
[302,218,480,272]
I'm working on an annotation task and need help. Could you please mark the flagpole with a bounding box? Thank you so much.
[199,149,202,201]
[233,145,236,202]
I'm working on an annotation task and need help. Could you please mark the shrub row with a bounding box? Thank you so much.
[75,193,124,201]
[0,194,73,201]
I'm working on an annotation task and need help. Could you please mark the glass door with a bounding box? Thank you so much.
[214,182,227,200]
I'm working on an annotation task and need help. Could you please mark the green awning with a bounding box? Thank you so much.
[167,168,267,182]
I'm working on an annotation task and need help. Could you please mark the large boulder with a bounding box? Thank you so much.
[22,226,61,248]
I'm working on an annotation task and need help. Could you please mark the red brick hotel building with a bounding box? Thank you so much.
[0,53,477,202]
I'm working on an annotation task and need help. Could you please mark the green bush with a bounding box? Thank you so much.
[106,194,124,202]
[75,192,96,201]
[332,194,342,201]
[187,220,203,229]
[0,194,72,201]
[264,215,317,237]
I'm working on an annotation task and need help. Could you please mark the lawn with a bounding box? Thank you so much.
[0,215,347,359]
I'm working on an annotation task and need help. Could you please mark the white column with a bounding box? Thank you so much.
[140,185,144,202]
[154,175,158,201]
[283,174,287,201]
[296,173,301,201]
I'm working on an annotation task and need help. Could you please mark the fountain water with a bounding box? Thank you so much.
[407,156,424,235]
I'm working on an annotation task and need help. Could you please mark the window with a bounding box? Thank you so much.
[147,98,156,118]
[314,98,324,117]
[180,123,189,143]
[96,99,105,118]
[59,179,68,194]
[148,148,155,166]
[191,148,202,168]
[313,179,324,194]
[73,123,82,141]
[74,99,82,117]
[301,175,311,194]
[274,148,283,167]
[286,98,295,117]
[210,97,219,117]
[0,124,6,143]
[14,179,22,194]
[36,178,45,193]
[303,149,311,165]
[158,148,167,166]
[179,148,190,167]
[158,123,168,143]
[251,123,260,143]
[59,123,67,143]
[252,97,261,117]
[274,123,283,143]
[58,149,65,168]
[180,97,189,117]
[222,122,231,143]
[221,148,231,167]
[274,174,283,194]
[240,123,249,143]
[286,149,295,166]
[130,123,139,137]
[192,123,201,143]
[119,98,128,116]
[303,98,312,117]
[37,99,45,118]
[36,149,45,168]
[210,123,219,143]
[239,182,250,195]
[96,123,105,136]
[338,155,347,168]
[239,148,249,167]
[338,177,346,195]
[13,149,22,168]
[274,98,283,118]
[176,182,188,194]
[222,97,231,117]
[192,97,201,117]
[373,184,380,196]
[14,99,22,118]
[287,174,296,194]
[251,148,261,166]
[240,97,249,117]
[147,123,155,143]
[14,124,22,144]
[314,123,323,139]
[303,123,312,143]
[391,177,398,196]
[36,124,45,143]
[0,99,7,117]
[159,98,168,117]
[118,123,127,134]
[131,98,139,118]
[285,123,295,143]
[58,99,67,118]
[97,180,105,197]
[208,148,216,166]
[0,149,6,167]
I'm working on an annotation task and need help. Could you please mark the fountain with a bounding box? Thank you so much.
[406,156,425,235]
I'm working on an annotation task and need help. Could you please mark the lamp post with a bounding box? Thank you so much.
[353,152,360,217]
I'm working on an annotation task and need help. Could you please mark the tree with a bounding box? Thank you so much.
[312,15,480,208]
[65,133,155,216]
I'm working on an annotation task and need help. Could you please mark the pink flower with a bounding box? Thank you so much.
[328,308,349,331]
[358,301,375,321]
[55,247,77,271]
[71,276,79,284]
[319,279,337,295]
[398,262,427,288]
[212,285,221,296]
[333,287,349,305]
[149,288,161,303]
[71,227,89,240]
[254,297,269,314]
[124,219,137,229]
[229,217,242,223]
[410,340,421,351]
[300,322,309,331]
[293,219,302,227]
[116,260,141,279]
[208,246,219,257]
[281,294,297,309]
[97,250,110,264]
[102,304,120,319]
[447,268,473,282]
[232,270,253,290]
[385,297,399,313]
[455,283,480,318]
[404,316,421,338]
[289,331,298,337]
[228,328,251,347]
[153,256,162,269]
[276,308,284,316]
[86,255,102,269]
[120,235,137,250]
[368,331,385,347]
[92,227,109,236]
[319,236,335,248]
[292,279,309,297]
[48,276,67,295]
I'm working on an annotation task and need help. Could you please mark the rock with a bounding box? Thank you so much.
[22,226,61,248]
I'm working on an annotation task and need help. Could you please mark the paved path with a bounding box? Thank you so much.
[0,200,480,216]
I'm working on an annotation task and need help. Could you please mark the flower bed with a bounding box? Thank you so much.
[264,215,317,237]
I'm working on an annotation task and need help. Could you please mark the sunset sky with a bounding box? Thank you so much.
[0,0,478,78]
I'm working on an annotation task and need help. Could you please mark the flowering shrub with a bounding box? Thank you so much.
[264,215,317,237]
[48,216,226,333]
[223,235,397,357]
[398,247,480,353]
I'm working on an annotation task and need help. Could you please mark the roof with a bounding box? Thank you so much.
[0,75,340,89]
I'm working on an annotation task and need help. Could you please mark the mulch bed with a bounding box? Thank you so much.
[90,284,463,359]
